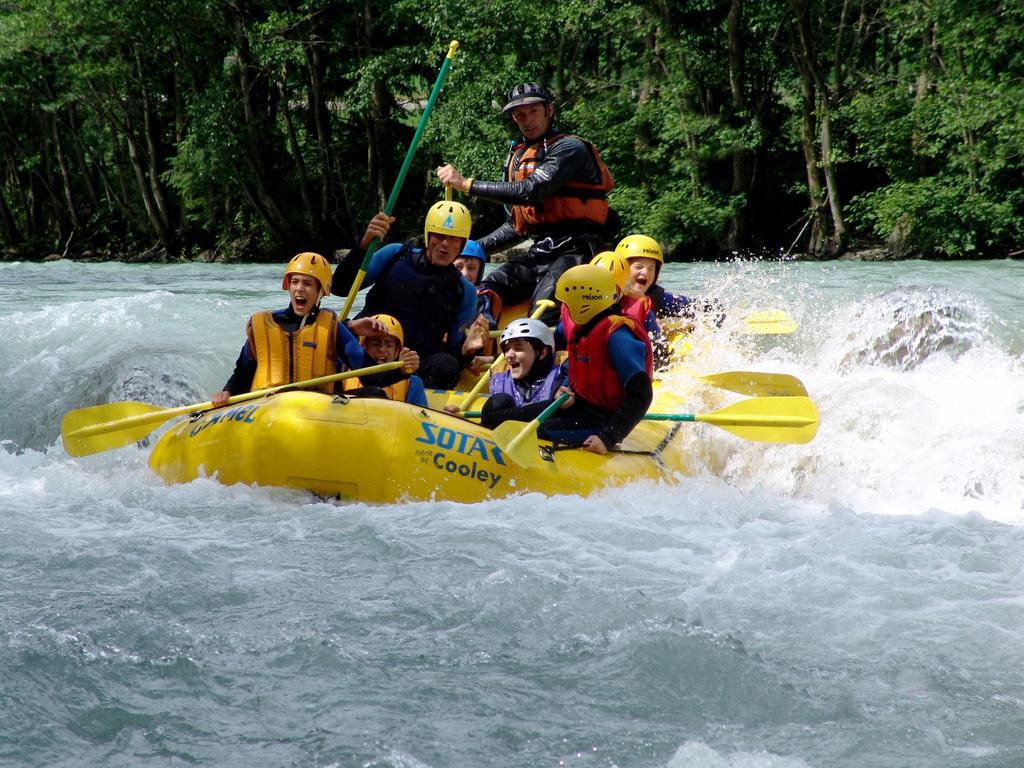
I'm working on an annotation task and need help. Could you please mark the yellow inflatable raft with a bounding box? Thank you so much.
[147,392,691,503]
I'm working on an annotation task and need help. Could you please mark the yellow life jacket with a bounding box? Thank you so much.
[342,375,410,402]
[248,309,338,393]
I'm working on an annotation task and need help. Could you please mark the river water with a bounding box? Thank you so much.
[1,258,1023,767]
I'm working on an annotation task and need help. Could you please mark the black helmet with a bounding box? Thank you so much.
[502,82,551,113]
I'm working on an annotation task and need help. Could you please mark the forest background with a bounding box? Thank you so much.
[0,0,1021,264]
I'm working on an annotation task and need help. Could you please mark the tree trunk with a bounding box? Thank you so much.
[798,71,827,256]
[303,38,336,235]
[228,2,296,241]
[50,115,82,231]
[724,0,748,249]
[818,103,846,251]
[125,129,173,251]
[134,43,177,250]
[279,71,319,231]
[0,174,22,245]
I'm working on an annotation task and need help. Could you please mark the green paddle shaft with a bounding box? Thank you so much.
[339,41,460,320]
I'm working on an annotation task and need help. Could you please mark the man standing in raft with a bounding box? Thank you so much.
[436,82,615,326]
[331,202,479,390]
[211,253,418,406]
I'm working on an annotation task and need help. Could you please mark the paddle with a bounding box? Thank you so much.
[742,309,797,334]
[643,395,818,444]
[339,40,460,321]
[490,392,571,468]
[693,370,808,398]
[447,299,555,413]
[61,361,403,458]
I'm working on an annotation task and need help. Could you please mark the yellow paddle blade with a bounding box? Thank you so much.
[742,310,797,334]
[698,370,808,398]
[697,395,818,443]
[490,419,538,468]
[61,401,175,457]
[61,361,403,458]
[489,391,570,467]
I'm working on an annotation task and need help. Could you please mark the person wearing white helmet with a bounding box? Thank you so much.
[331,202,479,389]
[211,253,419,407]
[479,318,564,429]
[436,82,616,327]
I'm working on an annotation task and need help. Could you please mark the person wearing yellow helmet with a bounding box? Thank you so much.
[331,203,479,389]
[435,82,616,327]
[588,250,656,328]
[495,264,653,455]
[343,314,428,407]
[615,234,693,319]
[211,254,419,406]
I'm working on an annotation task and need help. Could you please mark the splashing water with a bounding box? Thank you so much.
[2,258,1023,768]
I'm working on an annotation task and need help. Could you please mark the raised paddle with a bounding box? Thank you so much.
[642,395,818,444]
[61,361,403,458]
[490,392,571,468]
[447,299,555,413]
[742,309,797,334]
[339,40,460,321]
[693,370,808,398]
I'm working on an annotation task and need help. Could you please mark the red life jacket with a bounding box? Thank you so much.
[620,294,652,329]
[562,308,653,411]
[506,133,614,235]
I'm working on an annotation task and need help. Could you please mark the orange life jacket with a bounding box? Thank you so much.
[248,309,338,393]
[507,133,614,235]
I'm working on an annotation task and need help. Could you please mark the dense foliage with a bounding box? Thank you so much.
[0,0,1021,261]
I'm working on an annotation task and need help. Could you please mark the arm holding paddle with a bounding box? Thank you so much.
[330,214,397,300]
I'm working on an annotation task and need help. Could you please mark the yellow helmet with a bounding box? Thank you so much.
[362,314,404,348]
[282,252,332,298]
[556,264,619,325]
[615,234,663,265]
[424,201,472,244]
[589,251,630,293]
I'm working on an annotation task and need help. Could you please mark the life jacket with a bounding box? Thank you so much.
[506,133,614,235]
[359,244,465,358]
[489,365,561,407]
[342,375,410,403]
[620,294,652,329]
[248,309,338,393]
[563,310,653,412]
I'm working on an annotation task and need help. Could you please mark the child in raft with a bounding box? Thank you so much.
[211,253,419,406]
[344,314,428,407]
[488,264,653,455]
[615,235,691,320]
[479,318,564,429]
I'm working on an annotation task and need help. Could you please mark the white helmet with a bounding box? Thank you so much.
[499,317,554,352]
